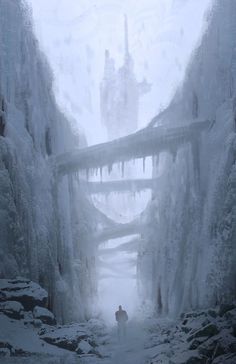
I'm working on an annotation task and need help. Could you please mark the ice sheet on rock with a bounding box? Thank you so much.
[0,301,24,312]
[0,301,24,320]
[171,350,204,364]
[0,279,48,310]
[76,339,93,354]
[0,314,74,358]
[33,306,56,325]
[40,323,90,351]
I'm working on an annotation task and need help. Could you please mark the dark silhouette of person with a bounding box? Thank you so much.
[115,305,128,342]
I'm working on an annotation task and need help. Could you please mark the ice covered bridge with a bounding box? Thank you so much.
[52,120,211,275]
[54,120,211,184]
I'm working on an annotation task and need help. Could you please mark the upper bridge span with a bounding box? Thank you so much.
[55,120,211,176]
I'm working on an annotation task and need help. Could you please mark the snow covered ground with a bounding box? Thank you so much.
[1,308,236,364]
[0,278,235,364]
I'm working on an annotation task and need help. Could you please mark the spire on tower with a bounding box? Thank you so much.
[124,14,129,62]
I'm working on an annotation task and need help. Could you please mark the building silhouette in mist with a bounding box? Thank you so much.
[100,16,151,141]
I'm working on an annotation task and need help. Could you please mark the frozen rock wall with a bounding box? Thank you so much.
[0,0,96,323]
[139,0,236,316]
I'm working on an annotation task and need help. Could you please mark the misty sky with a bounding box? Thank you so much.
[27,0,212,145]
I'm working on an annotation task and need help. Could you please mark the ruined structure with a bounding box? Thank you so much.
[100,16,151,140]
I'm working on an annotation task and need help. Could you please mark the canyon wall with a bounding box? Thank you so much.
[0,0,97,323]
[139,0,236,316]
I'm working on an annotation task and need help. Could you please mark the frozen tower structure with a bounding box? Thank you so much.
[100,16,151,140]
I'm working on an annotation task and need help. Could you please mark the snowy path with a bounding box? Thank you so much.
[108,321,148,364]
[80,320,149,364]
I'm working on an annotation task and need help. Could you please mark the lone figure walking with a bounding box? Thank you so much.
[115,305,128,342]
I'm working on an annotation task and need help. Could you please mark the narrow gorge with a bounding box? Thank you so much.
[0,1,235,363]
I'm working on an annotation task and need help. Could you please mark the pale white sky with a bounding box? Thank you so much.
[28,0,212,145]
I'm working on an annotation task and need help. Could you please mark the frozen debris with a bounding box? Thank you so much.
[76,340,93,355]
[0,300,24,320]
[208,309,218,318]
[40,324,89,351]
[219,303,236,317]
[33,306,56,325]
[0,347,10,357]
[187,323,219,342]
[0,278,48,311]
[146,304,236,363]
[212,353,236,363]
[197,335,228,358]
[0,314,72,358]
[33,319,43,328]
[22,311,34,326]
[170,350,206,364]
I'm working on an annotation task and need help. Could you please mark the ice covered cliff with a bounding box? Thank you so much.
[0,0,97,323]
[139,0,236,316]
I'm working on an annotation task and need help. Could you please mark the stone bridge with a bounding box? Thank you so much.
[99,237,143,254]
[94,219,142,244]
[55,120,211,176]
[55,120,211,278]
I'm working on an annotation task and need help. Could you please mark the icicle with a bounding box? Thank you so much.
[105,193,109,203]
[121,161,125,178]
[172,149,177,163]
[152,155,155,168]
[95,168,98,176]
[131,181,134,193]
[108,164,113,175]
[100,166,103,181]
[143,157,146,173]
[86,168,89,181]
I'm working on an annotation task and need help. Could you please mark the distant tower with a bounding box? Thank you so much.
[100,16,151,141]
